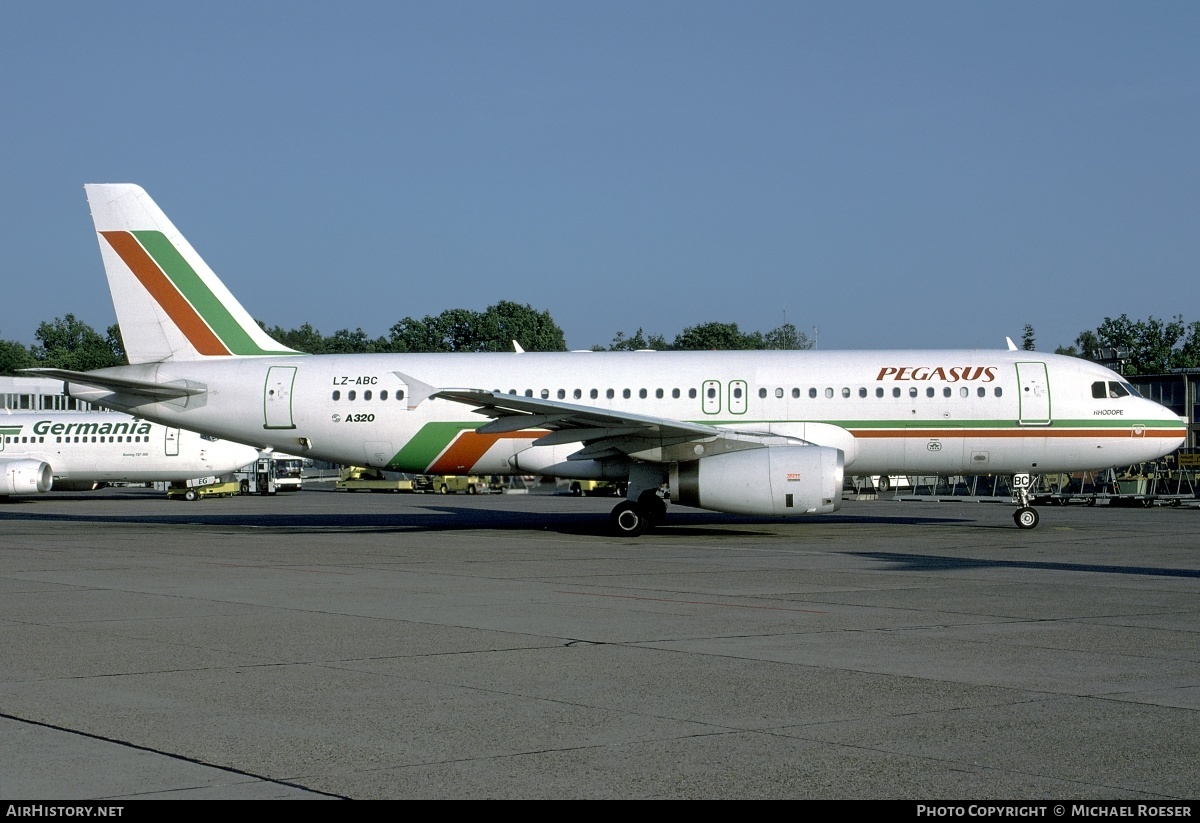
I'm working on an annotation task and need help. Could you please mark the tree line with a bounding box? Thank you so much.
[0,304,811,376]
[6,308,1200,377]
[1032,315,1200,375]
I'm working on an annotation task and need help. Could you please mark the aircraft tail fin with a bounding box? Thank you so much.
[84,184,298,364]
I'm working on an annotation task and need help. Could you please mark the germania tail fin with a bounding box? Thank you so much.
[84,184,297,364]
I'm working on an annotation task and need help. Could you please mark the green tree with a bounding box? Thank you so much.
[1021,324,1035,351]
[763,322,812,350]
[326,327,389,354]
[0,334,35,375]
[673,321,761,351]
[30,315,125,371]
[262,322,329,354]
[476,301,567,352]
[390,303,566,353]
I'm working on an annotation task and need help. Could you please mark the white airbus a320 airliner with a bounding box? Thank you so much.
[28,184,1187,533]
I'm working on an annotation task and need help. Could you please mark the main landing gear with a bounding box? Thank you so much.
[1012,473,1040,530]
[609,491,667,537]
[609,464,669,537]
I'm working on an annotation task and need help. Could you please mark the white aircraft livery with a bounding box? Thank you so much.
[27,184,1188,532]
[0,411,259,495]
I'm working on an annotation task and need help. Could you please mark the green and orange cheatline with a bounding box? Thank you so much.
[388,417,1186,474]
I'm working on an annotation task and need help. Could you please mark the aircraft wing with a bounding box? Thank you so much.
[432,388,798,462]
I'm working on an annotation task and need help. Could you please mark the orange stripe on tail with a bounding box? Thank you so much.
[101,231,230,356]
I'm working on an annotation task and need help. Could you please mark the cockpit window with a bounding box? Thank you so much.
[1094,380,1138,399]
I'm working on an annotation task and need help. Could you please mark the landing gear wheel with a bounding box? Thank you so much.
[610,501,650,537]
[638,490,668,526]
[1014,507,1039,529]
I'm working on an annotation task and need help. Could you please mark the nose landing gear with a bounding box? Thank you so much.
[1012,473,1040,529]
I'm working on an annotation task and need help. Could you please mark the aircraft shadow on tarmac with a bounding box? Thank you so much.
[850,550,1200,579]
[0,496,972,537]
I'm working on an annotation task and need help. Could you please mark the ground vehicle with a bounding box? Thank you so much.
[166,479,240,500]
[425,475,486,494]
[336,466,416,492]
[569,480,627,497]
[274,456,304,491]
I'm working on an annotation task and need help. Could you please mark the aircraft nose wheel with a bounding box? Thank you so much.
[1014,507,1039,529]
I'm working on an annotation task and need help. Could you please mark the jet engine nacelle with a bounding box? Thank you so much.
[670,445,843,516]
[0,460,54,495]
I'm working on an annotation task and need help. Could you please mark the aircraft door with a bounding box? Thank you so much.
[1015,362,1051,426]
[702,380,721,415]
[164,427,179,457]
[264,366,298,430]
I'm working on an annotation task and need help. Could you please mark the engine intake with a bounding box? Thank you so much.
[0,460,53,495]
[670,445,842,516]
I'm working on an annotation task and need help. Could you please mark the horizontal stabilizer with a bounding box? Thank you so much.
[21,368,205,401]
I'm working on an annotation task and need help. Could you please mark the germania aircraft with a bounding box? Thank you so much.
[27,184,1188,532]
[0,411,259,495]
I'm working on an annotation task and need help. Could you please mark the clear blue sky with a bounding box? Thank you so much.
[1,1,1196,352]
